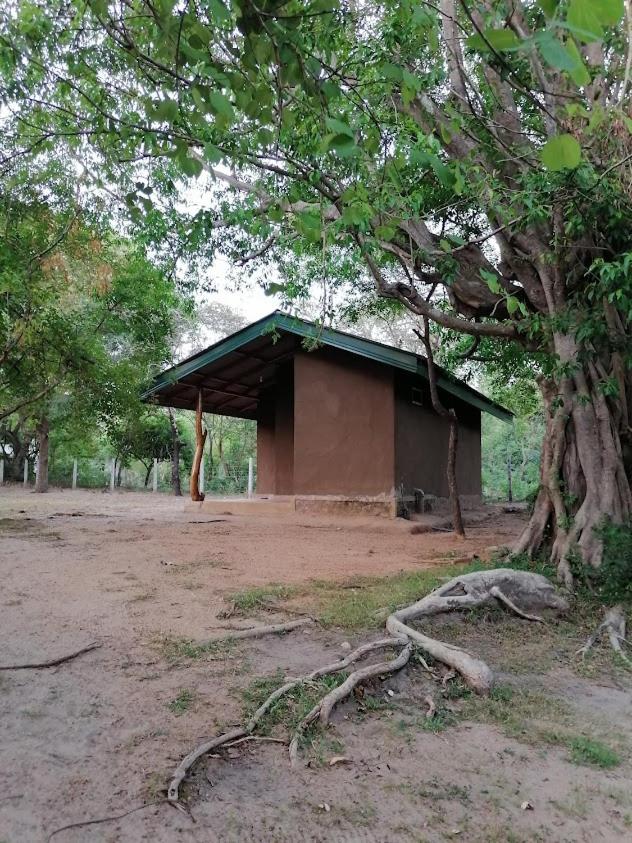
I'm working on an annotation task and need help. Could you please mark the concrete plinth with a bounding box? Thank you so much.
[184,494,398,517]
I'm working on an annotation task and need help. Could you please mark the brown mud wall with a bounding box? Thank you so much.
[293,349,395,496]
[394,372,481,499]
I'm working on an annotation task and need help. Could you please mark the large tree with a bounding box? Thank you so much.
[0,195,182,489]
[1,0,631,580]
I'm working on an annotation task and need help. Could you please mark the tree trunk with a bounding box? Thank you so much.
[34,416,49,493]
[507,444,513,503]
[515,335,632,586]
[416,319,465,538]
[144,463,152,488]
[190,389,207,502]
[167,408,182,496]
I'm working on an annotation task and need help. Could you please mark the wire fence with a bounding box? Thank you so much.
[1,455,257,497]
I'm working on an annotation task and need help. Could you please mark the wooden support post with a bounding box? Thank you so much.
[248,457,254,497]
[200,456,205,495]
[190,389,207,501]
[153,458,158,493]
[0,458,3,485]
[72,458,78,490]
[23,459,28,486]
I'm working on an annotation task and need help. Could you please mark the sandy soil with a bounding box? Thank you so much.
[1,487,630,842]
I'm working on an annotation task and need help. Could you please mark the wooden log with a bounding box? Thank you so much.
[190,389,207,502]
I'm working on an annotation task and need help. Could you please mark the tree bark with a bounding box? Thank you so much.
[143,463,152,488]
[515,336,632,585]
[167,407,182,496]
[34,416,49,493]
[416,319,465,538]
[190,389,207,502]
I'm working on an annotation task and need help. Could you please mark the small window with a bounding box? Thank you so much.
[411,387,423,406]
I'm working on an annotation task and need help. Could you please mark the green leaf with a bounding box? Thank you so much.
[208,0,231,25]
[480,268,501,294]
[326,133,357,157]
[537,32,577,71]
[154,98,179,122]
[467,28,520,52]
[294,211,322,243]
[379,62,403,82]
[179,155,203,177]
[538,0,559,17]
[566,0,604,42]
[208,91,234,120]
[591,0,624,26]
[506,296,520,315]
[540,133,582,170]
[565,38,591,86]
[324,117,354,137]
[374,223,397,241]
[203,143,222,164]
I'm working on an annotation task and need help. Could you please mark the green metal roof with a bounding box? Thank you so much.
[145,310,512,422]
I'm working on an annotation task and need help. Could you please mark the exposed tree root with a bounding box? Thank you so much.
[167,568,568,802]
[200,618,312,644]
[577,604,632,666]
[0,642,101,671]
[167,636,407,801]
[288,643,414,766]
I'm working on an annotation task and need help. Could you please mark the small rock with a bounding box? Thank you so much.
[340,641,351,651]
[521,800,534,811]
[318,803,331,812]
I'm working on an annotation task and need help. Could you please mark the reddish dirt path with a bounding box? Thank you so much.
[1,488,630,843]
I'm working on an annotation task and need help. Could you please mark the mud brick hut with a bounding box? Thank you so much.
[145,312,511,515]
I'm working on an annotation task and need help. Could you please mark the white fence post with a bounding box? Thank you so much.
[0,458,4,485]
[72,458,78,490]
[200,456,205,494]
[248,457,254,497]
[153,458,158,493]
[23,459,28,486]
[110,459,116,492]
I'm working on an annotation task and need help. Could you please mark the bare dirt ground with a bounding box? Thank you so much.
[1,487,631,842]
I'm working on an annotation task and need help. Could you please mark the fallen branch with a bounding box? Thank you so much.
[167,568,568,799]
[0,642,101,671]
[47,800,164,842]
[223,736,287,748]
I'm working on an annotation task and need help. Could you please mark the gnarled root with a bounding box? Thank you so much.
[167,568,568,801]
[167,636,407,801]
[387,568,567,695]
[576,604,631,666]
[288,643,413,766]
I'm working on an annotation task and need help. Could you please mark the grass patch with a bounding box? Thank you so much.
[167,688,195,715]
[568,736,621,768]
[460,683,624,765]
[309,560,491,630]
[461,683,571,741]
[241,669,347,738]
[154,634,236,663]
[229,584,298,614]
